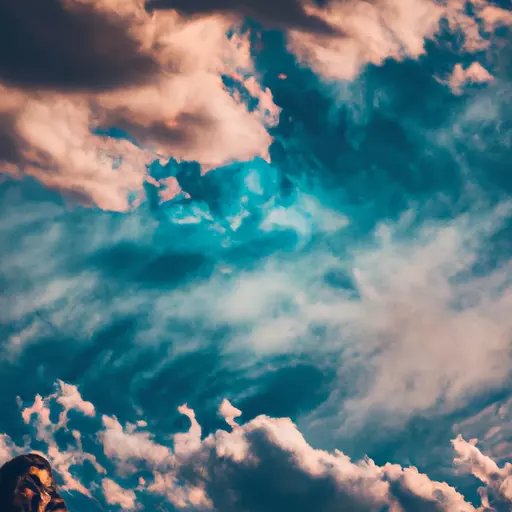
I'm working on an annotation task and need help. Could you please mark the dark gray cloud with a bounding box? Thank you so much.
[145,0,342,35]
[0,0,158,92]
[0,115,21,165]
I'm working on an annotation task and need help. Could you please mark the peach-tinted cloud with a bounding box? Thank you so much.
[1,0,508,210]
[453,397,512,466]
[219,399,242,429]
[158,176,182,203]
[478,4,512,32]
[287,0,444,81]
[453,435,512,508]
[0,3,280,210]
[100,414,172,471]
[444,62,494,95]
[19,383,106,497]
[5,382,512,511]
[102,478,137,510]
[173,404,202,456]
[287,0,506,81]
[53,380,96,430]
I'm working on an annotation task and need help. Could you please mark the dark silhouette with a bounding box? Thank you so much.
[0,454,68,512]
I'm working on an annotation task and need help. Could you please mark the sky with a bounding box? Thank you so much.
[0,0,511,510]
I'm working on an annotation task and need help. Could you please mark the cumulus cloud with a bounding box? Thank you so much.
[478,4,512,32]
[19,381,105,497]
[145,0,342,34]
[287,0,443,80]
[219,399,242,429]
[454,396,512,466]
[102,478,137,510]
[0,0,509,209]
[0,0,280,210]
[100,414,172,472]
[2,171,511,433]
[442,62,494,95]
[0,0,158,92]
[4,383,512,511]
[287,0,509,81]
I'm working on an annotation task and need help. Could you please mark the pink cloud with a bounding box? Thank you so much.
[102,478,137,510]
[6,382,512,510]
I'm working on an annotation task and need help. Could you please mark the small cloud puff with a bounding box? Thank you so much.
[444,62,494,95]
[102,478,137,510]
[219,398,242,429]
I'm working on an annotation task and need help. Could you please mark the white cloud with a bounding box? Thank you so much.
[287,0,506,82]
[53,380,96,429]
[219,399,242,429]
[442,62,494,95]
[4,382,512,511]
[0,434,15,466]
[102,478,137,510]
[100,414,172,471]
[147,201,512,430]
[0,4,279,211]
[453,435,512,509]
[453,396,512,466]
[288,0,443,81]
[19,382,106,496]
[4,187,511,433]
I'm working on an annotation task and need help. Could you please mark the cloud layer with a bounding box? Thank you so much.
[0,2,511,510]
[1,381,511,511]
[0,0,280,210]
[0,0,510,209]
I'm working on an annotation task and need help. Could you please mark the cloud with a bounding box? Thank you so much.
[453,396,512,466]
[102,478,137,510]
[141,200,511,430]
[0,2,280,210]
[0,87,156,210]
[453,435,512,511]
[100,414,172,472]
[20,382,106,497]
[219,399,242,429]
[2,165,511,432]
[53,380,96,429]
[286,0,509,81]
[0,435,15,466]
[478,4,512,32]
[5,382,512,511]
[145,0,342,34]
[0,0,509,210]
[0,0,158,92]
[287,0,443,80]
[442,62,494,95]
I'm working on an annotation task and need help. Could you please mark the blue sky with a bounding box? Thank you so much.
[0,0,511,510]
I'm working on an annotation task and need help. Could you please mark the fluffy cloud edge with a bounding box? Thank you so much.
[1,381,511,511]
[1,0,511,211]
